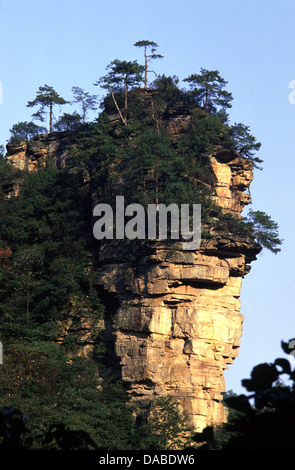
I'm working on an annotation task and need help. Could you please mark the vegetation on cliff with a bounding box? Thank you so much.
[0,41,283,449]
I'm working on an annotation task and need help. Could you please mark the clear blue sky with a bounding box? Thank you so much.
[0,0,294,394]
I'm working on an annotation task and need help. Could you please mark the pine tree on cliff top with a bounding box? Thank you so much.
[184,68,233,113]
[27,84,68,133]
[94,59,144,125]
[134,40,163,89]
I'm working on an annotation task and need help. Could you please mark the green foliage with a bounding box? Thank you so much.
[95,59,144,125]
[9,121,48,144]
[192,340,295,450]
[0,406,99,450]
[184,107,228,157]
[134,40,163,89]
[0,166,102,334]
[0,342,140,449]
[72,72,280,251]
[118,126,184,207]
[0,155,22,199]
[27,84,68,132]
[53,111,82,131]
[68,112,121,197]
[229,122,263,168]
[96,59,145,93]
[184,68,233,113]
[71,86,98,124]
[0,343,195,450]
[151,74,185,107]
[72,104,220,215]
[245,209,283,253]
[139,397,193,450]
[134,39,163,59]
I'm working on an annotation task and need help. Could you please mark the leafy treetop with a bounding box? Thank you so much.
[184,68,233,113]
[134,40,163,89]
[9,121,47,144]
[94,59,144,125]
[245,209,282,254]
[27,84,68,133]
[53,112,82,132]
[71,86,98,124]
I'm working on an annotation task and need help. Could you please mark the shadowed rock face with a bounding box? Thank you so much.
[5,97,261,431]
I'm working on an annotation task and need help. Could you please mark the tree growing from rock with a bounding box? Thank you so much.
[27,85,68,133]
[229,122,263,168]
[95,59,144,125]
[134,40,163,89]
[184,68,233,113]
[245,209,282,254]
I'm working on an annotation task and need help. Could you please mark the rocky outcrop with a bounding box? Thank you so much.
[6,131,74,172]
[92,96,261,430]
[96,238,258,431]
[95,158,260,432]
[5,96,261,432]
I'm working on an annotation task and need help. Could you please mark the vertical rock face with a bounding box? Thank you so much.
[6,132,74,172]
[96,152,260,431]
[92,98,261,431]
[5,100,261,432]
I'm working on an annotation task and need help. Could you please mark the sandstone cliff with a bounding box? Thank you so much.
[94,154,260,431]
[5,96,261,432]
[6,131,73,172]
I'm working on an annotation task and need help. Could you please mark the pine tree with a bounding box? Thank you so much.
[95,59,144,125]
[245,209,282,253]
[134,40,163,89]
[53,112,82,132]
[184,68,233,113]
[9,121,47,143]
[71,86,97,124]
[229,122,263,168]
[27,85,68,133]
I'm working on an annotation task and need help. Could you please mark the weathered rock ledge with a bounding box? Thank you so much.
[6,131,74,172]
[95,218,260,432]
